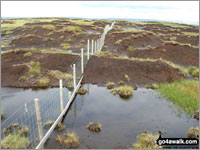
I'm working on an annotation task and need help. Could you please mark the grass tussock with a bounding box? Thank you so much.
[56,123,65,131]
[19,76,27,82]
[97,51,113,57]
[43,25,55,30]
[187,127,199,139]
[38,77,50,86]
[29,69,41,75]
[124,74,131,82]
[158,79,199,115]
[49,70,72,80]
[60,43,71,49]
[66,81,74,91]
[188,66,199,77]
[87,122,102,132]
[128,46,135,51]
[1,133,29,149]
[24,52,32,57]
[43,120,54,128]
[30,61,40,68]
[77,88,87,95]
[106,82,115,89]
[111,85,134,98]
[56,132,79,148]
[132,130,160,149]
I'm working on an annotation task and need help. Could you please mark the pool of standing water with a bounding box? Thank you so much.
[44,84,198,149]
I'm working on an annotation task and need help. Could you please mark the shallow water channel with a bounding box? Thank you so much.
[43,84,198,149]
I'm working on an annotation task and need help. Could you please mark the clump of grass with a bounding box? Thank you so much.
[38,77,50,86]
[43,25,55,30]
[118,80,125,86]
[187,127,199,139]
[56,132,79,148]
[111,89,118,95]
[65,26,86,35]
[132,130,160,149]
[24,52,32,57]
[106,82,115,89]
[66,82,74,91]
[16,125,29,136]
[56,123,65,131]
[158,79,199,115]
[29,69,41,75]
[124,74,131,82]
[44,120,54,128]
[128,46,135,51]
[117,85,134,98]
[97,51,113,57]
[152,83,159,89]
[147,45,152,49]
[49,70,72,79]
[86,122,102,132]
[19,76,26,82]
[1,133,29,149]
[30,61,40,68]
[115,39,122,45]
[77,88,87,95]
[60,43,71,49]
[193,111,199,120]
[188,66,199,77]
[64,39,72,42]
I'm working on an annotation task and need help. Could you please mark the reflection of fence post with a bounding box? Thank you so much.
[68,91,71,101]
[81,48,84,74]
[34,98,44,149]
[59,79,64,112]
[87,39,89,60]
[91,39,94,54]
[73,64,76,89]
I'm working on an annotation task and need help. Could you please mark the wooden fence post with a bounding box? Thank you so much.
[87,39,90,60]
[34,98,44,149]
[91,39,94,54]
[73,64,76,89]
[59,79,64,112]
[81,48,84,74]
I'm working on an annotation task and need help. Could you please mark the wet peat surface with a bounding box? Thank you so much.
[83,55,184,86]
[45,84,198,149]
[1,50,78,87]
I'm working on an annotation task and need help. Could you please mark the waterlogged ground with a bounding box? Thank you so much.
[45,84,198,149]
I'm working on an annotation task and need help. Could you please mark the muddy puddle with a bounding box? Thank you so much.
[45,84,198,149]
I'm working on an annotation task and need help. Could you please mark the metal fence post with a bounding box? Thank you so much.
[34,98,44,149]
[59,79,64,112]
[73,64,76,89]
[81,48,84,74]
[87,39,90,60]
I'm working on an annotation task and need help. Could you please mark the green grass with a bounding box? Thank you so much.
[188,66,199,77]
[97,51,113,57]
[19,76,27,82]
[38,77,50,86]
[29,69,41,75]
[117,85,134,98]
[49,70,72,79]
[132,131,160,149]
[24,52,32,57]
[60,43,71,49]
[128,46,135,51]
[158,79,199,115]
[1,133,29,149]
[56,132,79,147]
[106,82,115,89]
[30,61,40,68]
[43,25,55,30]
[64,26,86,34]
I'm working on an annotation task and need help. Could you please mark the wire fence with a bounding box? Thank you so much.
[1,21,115,149]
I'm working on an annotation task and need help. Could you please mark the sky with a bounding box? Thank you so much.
[1,1,199,24]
